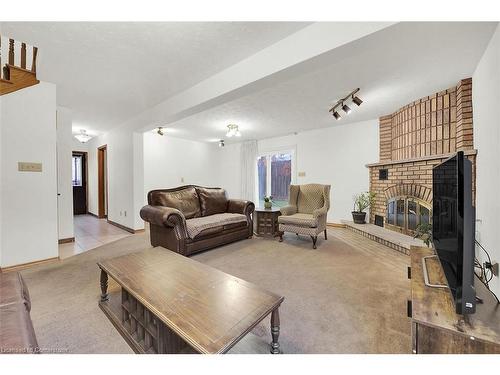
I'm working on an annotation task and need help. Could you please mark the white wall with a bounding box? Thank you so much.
[472,24,500,297]
[213,142,242,199]
[216,119,379,223]
[86,125,145,231]
[56,107,74,240]
[0,82,58,267]
[143,133,219,202]
[72,137,89,153]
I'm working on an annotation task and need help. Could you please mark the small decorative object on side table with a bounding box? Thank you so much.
[255,206,281,237]
[263,195,273,209]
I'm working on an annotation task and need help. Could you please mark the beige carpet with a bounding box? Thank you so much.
[19,228,411,354]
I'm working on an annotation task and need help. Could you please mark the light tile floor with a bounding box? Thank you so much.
[59,215,132,259]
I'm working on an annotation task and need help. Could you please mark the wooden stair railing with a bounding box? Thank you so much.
[0,36,40,95]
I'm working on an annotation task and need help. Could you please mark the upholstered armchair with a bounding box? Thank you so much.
[278,184,331,249]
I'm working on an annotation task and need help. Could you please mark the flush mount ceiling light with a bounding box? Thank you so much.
[74,129,92,143]
[219,139,225,148]
[329,88,362,120]
[226,124,241,137]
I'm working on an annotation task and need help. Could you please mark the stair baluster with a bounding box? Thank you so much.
[21,43,26,69]
[31,46,38,73]
[9,39,14,65]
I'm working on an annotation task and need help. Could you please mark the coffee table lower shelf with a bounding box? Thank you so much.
[99,289,196,354]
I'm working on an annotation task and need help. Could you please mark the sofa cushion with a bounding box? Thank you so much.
[149,187,201,219]
[1,272,31,311]
[0,303,38,353]
[278,213,318,228]
[196,187,228,216]
[186,213,247,239]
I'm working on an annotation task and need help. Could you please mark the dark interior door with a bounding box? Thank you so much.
[72,152,87,215]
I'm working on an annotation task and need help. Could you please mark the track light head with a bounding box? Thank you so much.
[342,103,351,114]
[333,111,341,120]
[157,127,164,136]
[352,95,363,106]
[218,139,225,148]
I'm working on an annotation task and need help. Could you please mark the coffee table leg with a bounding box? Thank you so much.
[270,307,281,354]
[100,268,109,302]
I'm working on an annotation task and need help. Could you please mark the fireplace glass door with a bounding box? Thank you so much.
[386,197,431,235]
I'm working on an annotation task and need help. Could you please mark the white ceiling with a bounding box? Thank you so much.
[158,22,498,143]
[0,22,310,135]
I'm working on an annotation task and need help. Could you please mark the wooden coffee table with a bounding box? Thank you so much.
[97,247,284,354]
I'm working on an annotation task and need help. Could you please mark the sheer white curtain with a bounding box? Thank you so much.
[240,140,258,201]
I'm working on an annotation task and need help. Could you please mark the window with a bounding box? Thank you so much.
[72,155,83,186]
[256,150,295,208]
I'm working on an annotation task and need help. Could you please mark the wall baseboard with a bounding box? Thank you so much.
[58,237,75,244]
[0,256,60,273]
[327,222,347,228]
[87,211,99,218]
[107,219,144,234]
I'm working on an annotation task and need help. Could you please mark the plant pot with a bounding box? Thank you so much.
[264,201,272,209]
[352,211,366,224]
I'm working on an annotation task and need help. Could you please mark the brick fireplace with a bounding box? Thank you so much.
[367,78,476,235]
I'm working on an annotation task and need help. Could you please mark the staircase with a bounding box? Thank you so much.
[0,37,39,96]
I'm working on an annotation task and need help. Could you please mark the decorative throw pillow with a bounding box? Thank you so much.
[196,187,228,216]
[150,187,201,219]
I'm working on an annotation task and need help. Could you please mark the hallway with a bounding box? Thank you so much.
[59,215,131,259]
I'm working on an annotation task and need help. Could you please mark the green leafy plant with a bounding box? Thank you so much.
[414,222,433,247]
[352,192,376,213]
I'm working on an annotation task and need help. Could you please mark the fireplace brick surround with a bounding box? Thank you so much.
[367,78,476,233]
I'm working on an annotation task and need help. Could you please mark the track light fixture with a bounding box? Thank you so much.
[219,139,225,148]
[329,88,362,120]
[342,104,351,114]
[155,127,165,136]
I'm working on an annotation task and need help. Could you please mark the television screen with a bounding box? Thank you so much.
[432,151,476,315]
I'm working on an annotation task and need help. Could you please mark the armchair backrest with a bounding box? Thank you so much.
[288,184,330,214]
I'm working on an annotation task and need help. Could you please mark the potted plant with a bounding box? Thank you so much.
[264,196,273,209]
[352,192,376,224]
[413,222,433,247]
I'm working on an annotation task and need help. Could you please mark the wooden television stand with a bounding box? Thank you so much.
[409,246,500,354]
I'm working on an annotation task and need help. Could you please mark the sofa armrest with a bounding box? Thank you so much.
[140,205,186,229]
[280,205,297,216]
[227,199,255,217]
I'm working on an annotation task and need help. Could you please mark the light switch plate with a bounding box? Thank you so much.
[18,162,42,172]
[298,171,306,177]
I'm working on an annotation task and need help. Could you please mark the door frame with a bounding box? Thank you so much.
[97,145,108,219]
[72,151,88,214]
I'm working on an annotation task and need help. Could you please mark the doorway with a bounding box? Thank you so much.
[256,149,295,208]
[72,151,88,215]
[98,145,108,219]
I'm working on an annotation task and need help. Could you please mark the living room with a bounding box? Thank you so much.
[1,1,500,373]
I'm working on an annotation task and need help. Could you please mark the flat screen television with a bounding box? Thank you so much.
[432,151,476,315]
